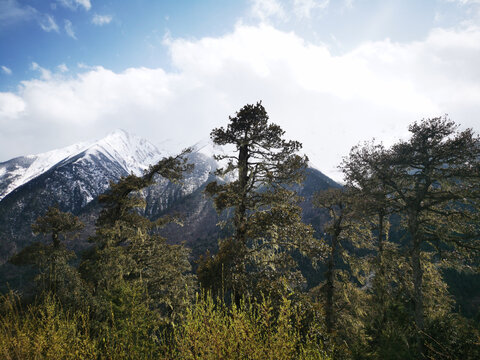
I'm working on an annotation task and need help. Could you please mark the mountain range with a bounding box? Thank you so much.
[0,129,339,266]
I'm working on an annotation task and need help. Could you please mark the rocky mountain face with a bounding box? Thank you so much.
[0,130,339,265]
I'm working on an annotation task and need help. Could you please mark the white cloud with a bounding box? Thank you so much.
[77,62,92,69]
[343,0,354,10]
[0,0,36,25]
[38,13,59,32]
[1,24,480,181]
[0,93,25,120]
[249,0,330,22]
[0,1,63,34]
[293,0,329,19]
[250,0,286,22]
[444,0,480,22]
[1,66,12,75]
[446,0,480,4]
[30,62,52,80]
[57,64,69,72]
[64,19,76,39]
[92,14,113,26]
[77,0,91,9]
[57,0,91,11]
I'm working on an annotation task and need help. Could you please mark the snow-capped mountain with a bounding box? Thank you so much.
[0,130,220,262]
[0,141,91,201]
[0,129,339,265]
[0,129,161,201]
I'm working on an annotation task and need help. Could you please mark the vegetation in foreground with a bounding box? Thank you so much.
[1,102,480,359]
[0,291,330,360]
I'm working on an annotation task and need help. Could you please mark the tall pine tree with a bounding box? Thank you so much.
[199,102,314,300]
[10,205,86,308]
[80,150,196,325]
[341,117,480,356]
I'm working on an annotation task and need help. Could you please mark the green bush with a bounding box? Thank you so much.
[0,292,97,359]
[169,293,330,360]
[0,290,331,359]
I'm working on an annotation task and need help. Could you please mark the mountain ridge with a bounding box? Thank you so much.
[0,129,163,201]
[0,129,339,265]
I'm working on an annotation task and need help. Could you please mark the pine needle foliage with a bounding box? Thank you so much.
[9,206,87,309]
[201,101,314,300]
[340,116,480,357]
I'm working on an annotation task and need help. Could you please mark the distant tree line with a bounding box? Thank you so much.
[1,102,479,359]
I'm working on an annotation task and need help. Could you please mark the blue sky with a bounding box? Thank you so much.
[0,0,469,88]
[0,0,250,90]
[1,0,480,180]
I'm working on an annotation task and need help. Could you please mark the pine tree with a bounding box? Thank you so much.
[10,205,85,308]
[200,101,314,299]
[31,205,84,249]
[341,143,397,346]
[341,117,480,355]
[313,188,370,339]
[80,150,196,325]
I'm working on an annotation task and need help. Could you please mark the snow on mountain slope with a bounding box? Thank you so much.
[82,129,162,176]
[0,129,162,201]
[0,141,92,200]
[0,129,342,265]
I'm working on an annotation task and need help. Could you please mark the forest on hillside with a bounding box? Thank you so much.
[1,102,480,359]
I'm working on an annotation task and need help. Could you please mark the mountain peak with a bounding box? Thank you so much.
[87,129,162,175]
[0,129,162,200]
[105,128,130,140]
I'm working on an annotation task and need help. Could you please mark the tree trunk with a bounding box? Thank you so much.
[410,218,424,356]
[326,234,337,334]
[377,212,385,282]
[235,143,248,246]
[376,212,386,321]
[52,232,60,248]
[232,142,249,296]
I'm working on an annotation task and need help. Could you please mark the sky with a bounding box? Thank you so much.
[1,0,480,181]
